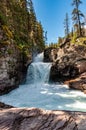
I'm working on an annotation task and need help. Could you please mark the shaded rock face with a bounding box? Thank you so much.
[75,60,86,74]
[49,42,86,92]
[50,63,78,82]
[0,102,13,109]
[0,107,86,130]
[44,47,58,62]
[0,50,21,95]
[0,40,27,95]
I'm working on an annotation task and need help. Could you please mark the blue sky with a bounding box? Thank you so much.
[32,0,86,44]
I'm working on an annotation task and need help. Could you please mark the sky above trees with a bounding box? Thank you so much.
[32,0,86,44]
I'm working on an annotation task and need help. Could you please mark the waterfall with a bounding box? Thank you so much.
[0,53,86,111]
[26,53,52,84]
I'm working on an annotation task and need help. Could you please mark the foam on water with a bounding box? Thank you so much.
[0,53,86,111]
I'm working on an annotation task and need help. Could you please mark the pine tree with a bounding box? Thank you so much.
[27,0,36,40]
[64,13,69,38]
[58,37,63,44]
[27,0,45,52]
[71,27,74,37]
[84,15,86,25]
[44,31,47,44]
[27,0,37,53]
[72,0,84,36]
[35,22,45,52]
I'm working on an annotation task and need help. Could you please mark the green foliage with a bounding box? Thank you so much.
[72,0,84,36]
[7,49,13,55]
[73,37,86,47]
[49,42,58,48]
[0,0,45,57]
[1,40,10,45]
[0,13,7,25]
[27,0,45,52]
[58,37,63,44]
[2,25,13,39]
[64,13,69,38]
[34,22,45,52]
[71,32,77,43]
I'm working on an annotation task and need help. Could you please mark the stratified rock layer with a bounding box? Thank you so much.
[0,107,86,130]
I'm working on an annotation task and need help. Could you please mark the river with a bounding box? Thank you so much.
[0,53,86,111]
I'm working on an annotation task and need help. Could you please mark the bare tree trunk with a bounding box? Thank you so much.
[76,1,82,36]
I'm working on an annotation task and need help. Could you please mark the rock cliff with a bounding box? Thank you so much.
[0,107,86,130]
[44,38,86,93]
[0,39,30,95]
[0,0,32,95]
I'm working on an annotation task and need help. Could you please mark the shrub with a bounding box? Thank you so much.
[2,25,13,39]
[0,12,7,25]
[7,49,13,55]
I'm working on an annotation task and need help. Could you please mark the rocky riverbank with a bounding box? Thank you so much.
[0,106,86,130]
[44,38,86,93]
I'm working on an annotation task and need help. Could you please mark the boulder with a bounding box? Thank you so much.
[74,59,86,74]
[50,53,79,82]
[0,107,86,130]
[44,47,58,62]
[65,72,86,93]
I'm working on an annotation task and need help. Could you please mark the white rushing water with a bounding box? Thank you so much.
[26,53,51,84]
[0,53,86,111]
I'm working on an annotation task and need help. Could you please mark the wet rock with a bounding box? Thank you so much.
[0,85,18,95]
[65,72,86,92]
[0,107,86,130]
[0,102,13,109]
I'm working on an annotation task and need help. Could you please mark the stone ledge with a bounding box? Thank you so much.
[0,107,86,130]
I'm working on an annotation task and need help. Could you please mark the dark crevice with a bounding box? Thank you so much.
[38,114,55,130]
[11,115,24,130]
[57,116,74,130]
